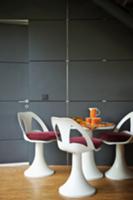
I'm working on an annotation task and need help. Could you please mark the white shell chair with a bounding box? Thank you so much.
[51,117,102,198]
[99,111,133,180]
[17,111,56,178]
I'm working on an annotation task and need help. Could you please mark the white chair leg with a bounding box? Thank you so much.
[105,144,133,180]
[82,151,103,180]
[24,143,54,178]
[59,153,96,198]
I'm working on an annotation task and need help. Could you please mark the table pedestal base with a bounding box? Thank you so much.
[82,151,103,180]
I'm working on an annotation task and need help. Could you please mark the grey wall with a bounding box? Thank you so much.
[0,0,133,166]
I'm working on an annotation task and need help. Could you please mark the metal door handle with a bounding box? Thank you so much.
[18,99,29,104]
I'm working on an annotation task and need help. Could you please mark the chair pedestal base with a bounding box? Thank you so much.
[59,153,96,198]
[82,151,103,180]
[24,143,54,178]
[105,144,133,180]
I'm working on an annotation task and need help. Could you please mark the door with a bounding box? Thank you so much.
[0,20,67,165]
[0,22,29,163]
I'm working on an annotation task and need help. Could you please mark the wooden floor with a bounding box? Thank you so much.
[0,165,133,200]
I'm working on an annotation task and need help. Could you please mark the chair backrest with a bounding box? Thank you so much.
[115,111,133,135]
[17,111,48,141]
[51,116,95,153]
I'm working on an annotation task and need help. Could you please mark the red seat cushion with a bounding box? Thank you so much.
[98,131,131,142]
[92,137,103,149]
[70,136,102,149]
[27,131,57,141]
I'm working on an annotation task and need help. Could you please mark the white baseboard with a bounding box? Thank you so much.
[0,162,29,167]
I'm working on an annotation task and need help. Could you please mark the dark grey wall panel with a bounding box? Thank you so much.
[69,61,133,101]
[29,102,67,164]
[125,144,133,166]
[29,0,66,19]
[0,0,102,21]
[69,0,112,19]
[0,0,29,18]
[0,24,28,62]
[0,140,28,163]
[29,21,66,60]
[0,0,66,19]
[69,20,133,60]
[29,62,66,101]
[95,144,115,165]
[44,142,67,165]
[0,63,28,100]
[0,103,27,140]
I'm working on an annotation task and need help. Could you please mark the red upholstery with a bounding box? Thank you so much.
[92,137,103,149]
[70,136,102,149]
[98,131,131,142]
[27,131,57,141]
